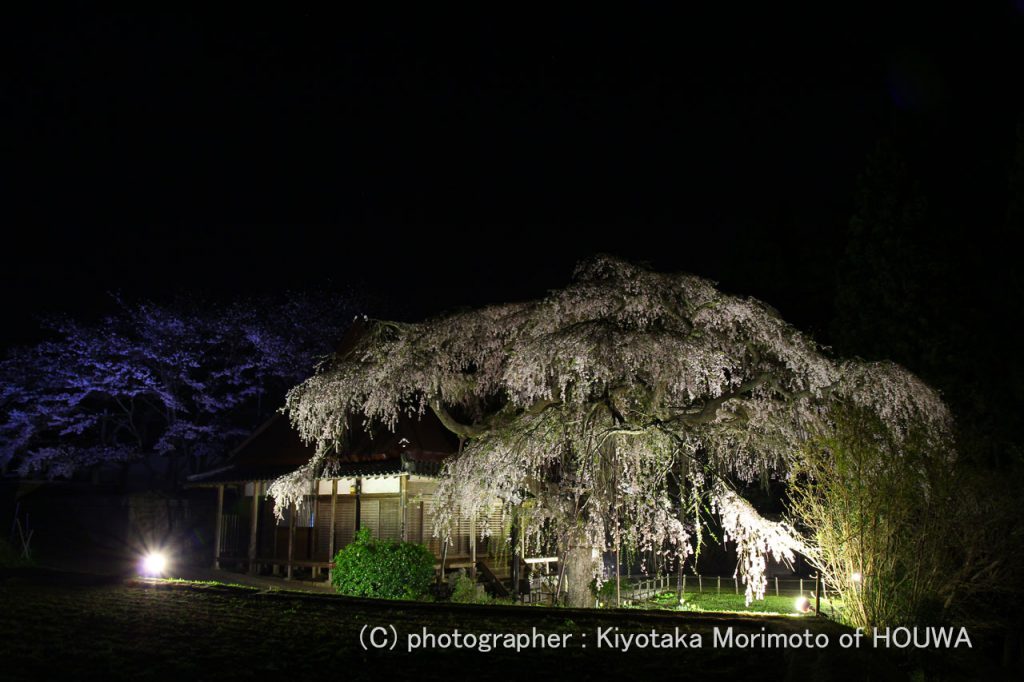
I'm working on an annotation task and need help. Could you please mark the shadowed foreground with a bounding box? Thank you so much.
[0,571,976,680]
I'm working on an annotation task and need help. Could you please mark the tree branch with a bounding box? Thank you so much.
[429,397,562,440]
[429,401,484,439]
[672,373,768,426]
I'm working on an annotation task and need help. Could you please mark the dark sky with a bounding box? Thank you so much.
[4,6,1023,350]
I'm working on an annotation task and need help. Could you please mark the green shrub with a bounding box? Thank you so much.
[591,578,617,601]
[451,573,490,604]
[330,528,435,600]
[789,404,967,628]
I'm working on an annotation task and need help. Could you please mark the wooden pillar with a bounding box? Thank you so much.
[248,482,260,574]
[354,478,362,533]
[469,512,477,579]
[399,474,408,542]
[510,515,520,594]
[328,479,338,559]
[309,479,318,576]
[213,485,224,569]
[309,479,317,559]
[286,500,296,580]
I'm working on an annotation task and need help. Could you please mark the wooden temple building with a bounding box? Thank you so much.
[186,410,512,584]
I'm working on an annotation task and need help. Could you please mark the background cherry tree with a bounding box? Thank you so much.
[282,256,952,606]
[0,293,358,486]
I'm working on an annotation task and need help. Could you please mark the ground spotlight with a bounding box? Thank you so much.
[141,552,168,576]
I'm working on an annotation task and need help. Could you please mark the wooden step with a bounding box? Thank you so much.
[476,560,510,598]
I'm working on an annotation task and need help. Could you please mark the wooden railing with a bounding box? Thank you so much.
[624,574,672,601]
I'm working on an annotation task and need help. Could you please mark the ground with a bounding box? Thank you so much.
[1,569,974,681]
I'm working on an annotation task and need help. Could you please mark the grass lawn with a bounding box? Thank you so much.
[642,590,841,616]
[657,590,804,613]
[0,571,981,681]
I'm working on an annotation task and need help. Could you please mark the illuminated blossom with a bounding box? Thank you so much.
[282,256,951,603]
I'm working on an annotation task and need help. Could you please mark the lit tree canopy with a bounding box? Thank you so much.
[282,256,952,604]
[0,293,358,484]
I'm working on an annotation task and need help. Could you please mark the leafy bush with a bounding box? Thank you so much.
[450,573,490,604]
[789,405,965,628]
[330,528,435,600]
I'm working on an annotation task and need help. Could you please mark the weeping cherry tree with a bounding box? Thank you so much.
[277,256,951,606]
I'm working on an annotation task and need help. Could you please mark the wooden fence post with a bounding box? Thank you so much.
[815,573,821,614]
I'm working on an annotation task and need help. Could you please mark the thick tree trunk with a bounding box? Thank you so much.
[564,545,600,608]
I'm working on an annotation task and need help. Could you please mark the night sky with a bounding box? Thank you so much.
[4,6,1023,351]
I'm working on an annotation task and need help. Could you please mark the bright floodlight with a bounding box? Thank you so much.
[794,596,811,614]
[141,552,167,576]
[851,571,862,583]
